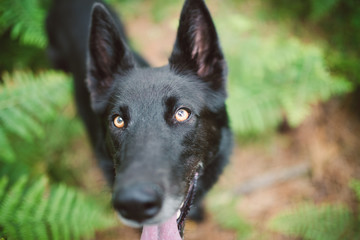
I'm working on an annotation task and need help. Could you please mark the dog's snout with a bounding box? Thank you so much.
[113,183,163,222]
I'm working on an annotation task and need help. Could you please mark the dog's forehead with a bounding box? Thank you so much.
[114,67,207,109]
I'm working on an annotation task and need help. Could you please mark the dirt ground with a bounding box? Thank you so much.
[83,4,360,240]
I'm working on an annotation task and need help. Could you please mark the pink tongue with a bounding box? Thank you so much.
[140,213,182,240]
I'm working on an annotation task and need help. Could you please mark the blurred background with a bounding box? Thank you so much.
[0,0,360,239]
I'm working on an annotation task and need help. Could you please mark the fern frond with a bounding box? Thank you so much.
[0,176,28,239]
[0,128,14,162]
[0,70,72,162]
[310,0,341,20]
[0,176,117,240]
[217,15,353,137]
[207,191,253,239]
[349,179,360,201]
[0,177,9,205]
[0,0,47,47]
[268,203,355,240]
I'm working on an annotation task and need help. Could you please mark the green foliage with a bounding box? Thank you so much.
[0,175,116,240]
[217,15,353,137]
[265,0,341,20]
[268,179,360,240]
[262,0,360,84]
[350,179,360,200]
[0,71,72,163]
[112,0,180,22]
[309,0,341,20]
[0,34,49,73]
[263,0,341,20]
[0,1,118,237]
[0,0,49,72]
[207,191,253,239]
[268,203,354,240]
[0,0,48,48]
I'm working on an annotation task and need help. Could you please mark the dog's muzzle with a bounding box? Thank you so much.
[112,183,163,223]
[112,167,201,240]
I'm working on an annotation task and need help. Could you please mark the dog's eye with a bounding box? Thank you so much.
[113,115,125,128]
[175,108,190,122]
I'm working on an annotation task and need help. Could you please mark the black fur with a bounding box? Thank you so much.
[46,0,232,226]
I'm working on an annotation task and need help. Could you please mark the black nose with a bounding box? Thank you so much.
[113,183,163,222]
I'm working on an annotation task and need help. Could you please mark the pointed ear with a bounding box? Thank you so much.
[169,0,227,94]
[87,3,134,113]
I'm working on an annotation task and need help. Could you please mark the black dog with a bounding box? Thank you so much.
[46,0,232,239]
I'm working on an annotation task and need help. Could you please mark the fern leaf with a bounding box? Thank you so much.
[56,186,74,240]
[216,15,353,137]
[310,0,341,20]
[47,184,67,240]
[0,128,15,162]
[0,71,72,163]
[268,203,354,240]
[0,176,28,239]
[17,177,48,240]
[0,0,47,47]
[207,191,253,239]
[0,177,9,204]
[0,176,117,240]
[0,107,42,141]
[17,177,46,217]
[349,179,360,201]
[0,176,27,221]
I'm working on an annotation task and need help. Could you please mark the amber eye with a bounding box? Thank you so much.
[113,115,125,128]
[175,108,190,122]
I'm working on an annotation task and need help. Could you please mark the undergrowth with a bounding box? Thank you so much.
[0,0,119,237]
[268,179,360,240]
[0,70,115,239]
[0,176,116,240]
[207,190,253,240]
[0,0,48,48]
[216,14,353,137]
[0,71,73,163]
[262,0,360,84]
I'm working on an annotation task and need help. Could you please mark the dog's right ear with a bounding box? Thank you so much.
[87,3,134,113]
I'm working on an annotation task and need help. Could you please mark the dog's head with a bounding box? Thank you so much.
[86,0,228,234]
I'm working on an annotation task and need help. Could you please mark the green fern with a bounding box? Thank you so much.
[310,0,341,20]
[207,190,253,239]
[268,203,355,240]
[0,70,72,163]
[268,179,360,240]
[349,179,360,201]
[0,175,116,240]
[0,0,47,48]
[216,14,353,137]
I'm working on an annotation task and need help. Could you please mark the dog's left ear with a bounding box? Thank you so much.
[169,0,227,94]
